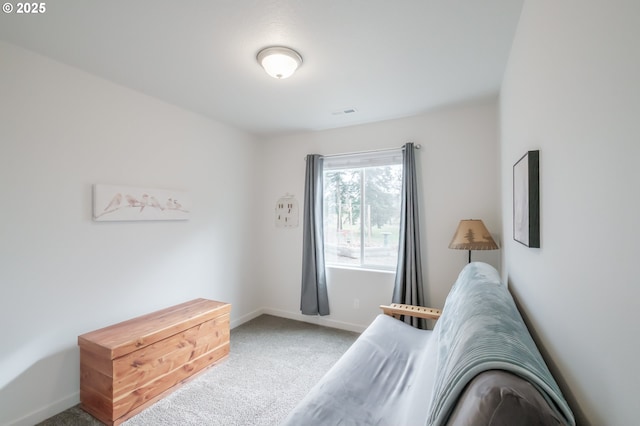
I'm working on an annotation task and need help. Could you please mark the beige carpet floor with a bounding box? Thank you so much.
[38,314,359,426]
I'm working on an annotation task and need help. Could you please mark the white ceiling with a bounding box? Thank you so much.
[0,0,523,136]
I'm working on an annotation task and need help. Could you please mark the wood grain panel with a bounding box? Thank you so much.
[78,299,231,425]
[112,315,230,399]
[112,344,229,419]
[78,299,231,359]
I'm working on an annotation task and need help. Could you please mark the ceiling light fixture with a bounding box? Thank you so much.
[257,46,303,79]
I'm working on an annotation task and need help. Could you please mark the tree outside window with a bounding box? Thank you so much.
[323,159,402,270]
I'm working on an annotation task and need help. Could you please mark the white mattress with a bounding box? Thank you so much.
[282,314,437,425]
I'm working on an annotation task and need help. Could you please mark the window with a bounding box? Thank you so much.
[323,150,403,270]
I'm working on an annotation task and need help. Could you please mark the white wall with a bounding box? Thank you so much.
[500,1,640,424]
[257,97,501,332]
[0,42,261,425]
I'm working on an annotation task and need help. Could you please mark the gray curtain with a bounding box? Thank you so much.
[300,154,330,316]
[392,143,426,329]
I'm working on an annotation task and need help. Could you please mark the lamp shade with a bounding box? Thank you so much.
[257,46,303,79]
[449,220,498,251]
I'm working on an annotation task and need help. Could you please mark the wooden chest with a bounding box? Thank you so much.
[78,298,231,425]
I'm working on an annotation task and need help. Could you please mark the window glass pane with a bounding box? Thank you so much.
[362,165,402,268]
[323,154,402,270]
[324,169,361,265]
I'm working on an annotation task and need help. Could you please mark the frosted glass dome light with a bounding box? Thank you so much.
[257,46,303,79]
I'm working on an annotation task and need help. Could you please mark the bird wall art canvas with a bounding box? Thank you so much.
[93,184,191,221]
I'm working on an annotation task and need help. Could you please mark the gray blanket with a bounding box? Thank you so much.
[427,262,575,426]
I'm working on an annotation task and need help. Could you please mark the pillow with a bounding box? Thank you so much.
[446,370,565,426]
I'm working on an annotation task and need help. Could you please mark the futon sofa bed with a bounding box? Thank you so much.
[283,262,575,425]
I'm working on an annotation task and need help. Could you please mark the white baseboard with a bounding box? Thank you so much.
[230,308,265,329]
[260,307,367,333]
[9,308,363,426]
[8,392,79,426]
[231,307,367,333]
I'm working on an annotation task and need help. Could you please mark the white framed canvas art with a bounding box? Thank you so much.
[513,151,540,247]
[93,184,191,221]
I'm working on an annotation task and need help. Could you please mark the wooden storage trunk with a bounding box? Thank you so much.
[78,298,231,425]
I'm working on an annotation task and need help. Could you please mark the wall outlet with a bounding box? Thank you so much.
[353,298,360,309]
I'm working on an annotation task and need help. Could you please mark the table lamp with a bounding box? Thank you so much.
[449,219,499,263]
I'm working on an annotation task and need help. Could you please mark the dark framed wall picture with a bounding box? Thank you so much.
[513,150,540,247]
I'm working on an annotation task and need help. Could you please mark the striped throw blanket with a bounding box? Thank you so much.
[427,262,575,426]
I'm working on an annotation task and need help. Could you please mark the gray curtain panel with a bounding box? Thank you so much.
[300,154,330,316]
[392,143,426,329]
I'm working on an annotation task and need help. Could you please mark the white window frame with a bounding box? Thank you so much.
[322,149,403,271]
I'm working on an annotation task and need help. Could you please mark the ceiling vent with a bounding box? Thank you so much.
[332,108,358,116]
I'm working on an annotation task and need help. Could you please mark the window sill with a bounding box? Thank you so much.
[326,264,396,275]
